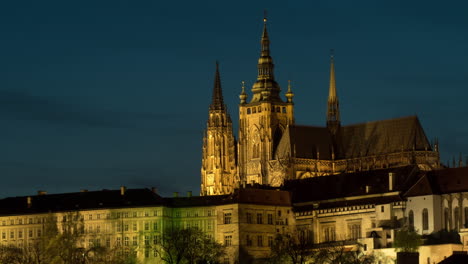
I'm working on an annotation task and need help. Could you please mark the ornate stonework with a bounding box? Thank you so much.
[201,18,440,196]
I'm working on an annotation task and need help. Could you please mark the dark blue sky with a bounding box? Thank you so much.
[1,0,467,198]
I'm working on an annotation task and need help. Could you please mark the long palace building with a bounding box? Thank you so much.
[1,17,468,264]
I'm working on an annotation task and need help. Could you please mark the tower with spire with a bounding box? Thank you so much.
[237,16,295,186]
[200,63,237,195]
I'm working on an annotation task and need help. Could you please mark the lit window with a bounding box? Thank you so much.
[224,213,232,224]
[246,213,252,224]
[224,235,232,246]
[422,208,429,231]
[257,213,263,224]
[267,214,273,225]
[257,235,263,247]
[409,210,415,230]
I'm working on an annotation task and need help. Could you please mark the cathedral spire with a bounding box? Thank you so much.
[250,14,282,102]
[210,61,225,110]
[327,50,341,134]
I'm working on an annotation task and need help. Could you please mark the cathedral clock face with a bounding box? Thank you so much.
[207,174,214,185]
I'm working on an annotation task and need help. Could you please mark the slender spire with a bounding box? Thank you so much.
[328,50,337,102]
[327,50,341,134]
[250,13,281,102]
[210,61,225,110]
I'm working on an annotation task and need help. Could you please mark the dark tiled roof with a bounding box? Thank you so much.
[405,167,468,197]
[0,188,292,216]
[165,188,291,207]
[283,125,333,159]
[340,116,431,158]
[277,116,431,160]
[0,188,164,216]
[284,165,420,204]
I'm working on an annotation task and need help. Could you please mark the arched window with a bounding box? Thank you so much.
[422,208,429,231]
[276,107,280,112]
[444,208,450,230]
[282,107,286,113]
[408,210,414,231]
[454,207,460,230]
[464,207,468,228]
[258,106,262,113]
[247,108,251,114]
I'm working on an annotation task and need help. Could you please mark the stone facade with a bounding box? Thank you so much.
[0,188,292,264]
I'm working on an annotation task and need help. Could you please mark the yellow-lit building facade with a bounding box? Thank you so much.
[0,187,292,264]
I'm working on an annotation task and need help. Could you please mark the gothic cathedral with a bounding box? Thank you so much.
[201,18,440,196]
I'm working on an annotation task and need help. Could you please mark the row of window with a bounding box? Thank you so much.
[116,221,159,232]
[223,234,274,247]
[224,212,290,225]
[245,234,274,247]
[1,218,45,226]
[174,210,214,218]
[1,229,42,240]
[321,223,362,242]
[115,235,160,247]
[246,106,287,114]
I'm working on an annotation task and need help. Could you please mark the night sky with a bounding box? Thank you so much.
[1,0,467,198]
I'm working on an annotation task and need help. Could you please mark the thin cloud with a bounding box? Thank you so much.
[0,90,177,128]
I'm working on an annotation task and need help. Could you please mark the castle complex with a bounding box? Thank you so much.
[1,18,468,264]
[200,18,440,196]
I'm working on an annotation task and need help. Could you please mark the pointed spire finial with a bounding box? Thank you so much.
[210,61,225,110]
[327,50,340,134]
[240,80,247,104]
[285,79,294,103]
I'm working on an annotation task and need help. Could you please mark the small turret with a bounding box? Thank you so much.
[285,80,294,103]
[239,81,247,104]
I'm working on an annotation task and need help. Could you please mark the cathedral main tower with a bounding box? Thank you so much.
[200,63,237,196]
[237,17,295,186]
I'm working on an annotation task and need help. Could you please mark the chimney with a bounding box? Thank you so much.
[365,185,371,194]
[173,192,179,198]
[187,191,192,197]
[27,197,32,208]
[151,187,158,194]
[120,186,126,196]
[389,173,395,191]
[37,190,47,196]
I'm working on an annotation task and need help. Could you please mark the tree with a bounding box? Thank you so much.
[393,228,422,252]
[268,230,313,264]
[313,243,375,264]
[154,227,225,264]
